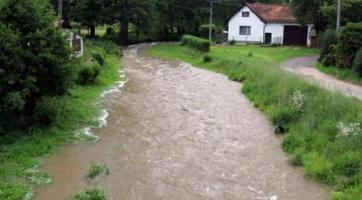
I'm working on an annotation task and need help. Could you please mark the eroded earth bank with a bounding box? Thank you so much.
[34,44,329,200]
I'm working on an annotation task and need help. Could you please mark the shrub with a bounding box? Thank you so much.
[199,24,216,38]
[86,164,104,180]
[282,134,302,153]
[34,97,64,126]
[70,188,106,200]
[248,52,253,57]
[78,64,101,85]
[203,55,213,63]
[338,22,362,68]
[322,44,339,66]
[319,29,337,60]
[0,0,72,128]
[94,40,122,56]
[333,152,361,177]
[181,35,210,52]
[92,53,105,66]
[353,48,362,76]
[270,107,299,129]
[103,27,117,40]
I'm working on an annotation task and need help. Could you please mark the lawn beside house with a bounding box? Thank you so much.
[0,40,122,200]
[147,43,362,200]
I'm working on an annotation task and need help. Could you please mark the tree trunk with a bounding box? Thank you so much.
[119,0,129,45]
[136,27,140,42]
[90,25,96,38]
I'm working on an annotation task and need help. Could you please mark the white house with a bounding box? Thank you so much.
[227,2,316,47]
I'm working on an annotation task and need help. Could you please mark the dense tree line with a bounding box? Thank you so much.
[50,0,361,45]
[52,0,290,44]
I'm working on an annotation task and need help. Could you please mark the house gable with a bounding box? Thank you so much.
[227,5,265,42]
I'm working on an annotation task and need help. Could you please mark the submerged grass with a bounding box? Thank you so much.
[85,164,110,180]
[70,188,106,200]
[147,43,362,199]
[0,40,121,200]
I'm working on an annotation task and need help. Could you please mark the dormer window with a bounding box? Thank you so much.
[242,12,250,17]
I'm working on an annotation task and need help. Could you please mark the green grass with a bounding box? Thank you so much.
[85,164,109,180]
[70,188,106,200]
[316,62,362,85]
[147,43,362,200]
[0,40,122,200]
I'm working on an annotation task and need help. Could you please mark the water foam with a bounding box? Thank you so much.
[77,70,128,141]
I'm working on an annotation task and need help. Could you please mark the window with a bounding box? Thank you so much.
[239,26,251,35]
[242,12,250,17]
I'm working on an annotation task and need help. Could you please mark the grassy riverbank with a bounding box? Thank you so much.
[316,63,362,85]
[0,40,122,200]
[147,43,362,200]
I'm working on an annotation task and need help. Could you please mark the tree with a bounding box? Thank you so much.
[0,0,72,129]
[321,0,362,29]
[71,0,105,37]
[291,0,331,31]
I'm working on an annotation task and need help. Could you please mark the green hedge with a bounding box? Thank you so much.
[321,23,362,71]
[339,22,362,68]
[199,24,216,38]
[181,35,210,52]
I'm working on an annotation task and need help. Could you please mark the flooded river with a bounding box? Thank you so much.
[34,44,329,200]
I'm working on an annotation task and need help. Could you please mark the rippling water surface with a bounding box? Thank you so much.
[34,44,329,200]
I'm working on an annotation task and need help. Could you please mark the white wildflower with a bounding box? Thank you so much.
[290,90,305,110]
[337,122,361,137]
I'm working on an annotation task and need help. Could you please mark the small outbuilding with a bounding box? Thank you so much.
[226,2,316,47]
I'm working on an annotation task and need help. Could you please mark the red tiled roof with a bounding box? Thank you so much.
[246,3,297,23]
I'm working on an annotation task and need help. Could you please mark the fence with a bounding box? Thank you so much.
[68,31,84,57]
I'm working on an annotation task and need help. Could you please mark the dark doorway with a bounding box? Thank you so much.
[265,33,272,44]
[283,26,308,46]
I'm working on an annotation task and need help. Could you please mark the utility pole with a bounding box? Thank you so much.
[208,0,222,45]
[209,1,213,44]
[58,0,63,28]
[336,0,342,31]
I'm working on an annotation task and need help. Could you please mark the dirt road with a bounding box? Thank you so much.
[282,56,362,100]
[34,45,328,200]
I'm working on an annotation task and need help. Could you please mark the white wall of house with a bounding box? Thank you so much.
[227,6,265,43]
[227,6,314,46]
[264,24,284,44]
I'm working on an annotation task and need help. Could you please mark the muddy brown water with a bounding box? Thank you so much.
[34,44,329,200]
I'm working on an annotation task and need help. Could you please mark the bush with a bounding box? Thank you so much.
[338,22,362,68]
[270,107,299,128]
[199,24,216,38]
[0,0,72,128]
[78,64,101,85]
[203,55,213,63]
[103,27,117,40]
[86,164,104,180]
[70,188,106,200]
[319,29,337,60]
[93,40,122,56]
[353,48,362,75]
[34,97,64,126]
[92,53,105,66]
[333,152,361,177]
[181,35,210,52]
